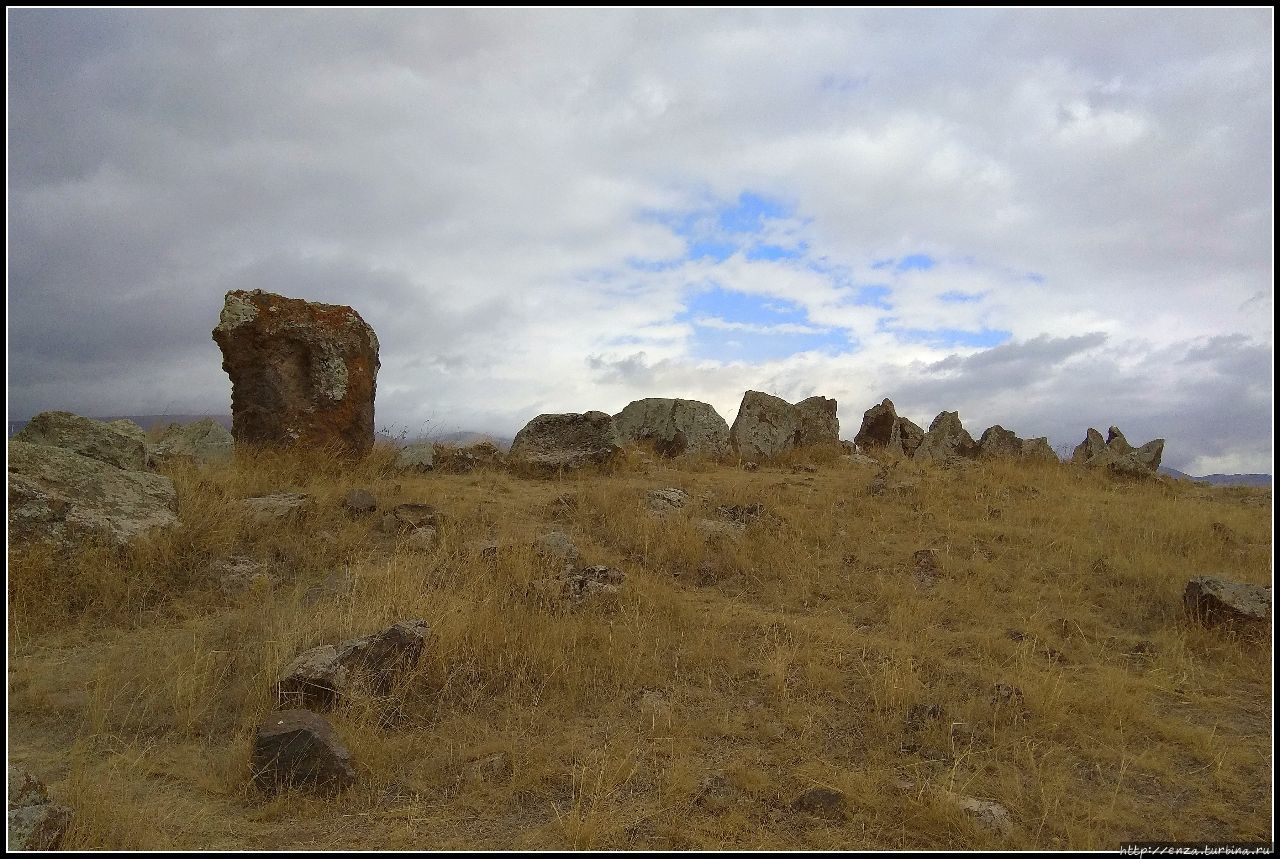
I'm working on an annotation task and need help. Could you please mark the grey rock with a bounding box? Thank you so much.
[1073,426,1163,476]
[731,390,840,460]
[276,619,430,709]
[913,411,979,466]
[341,489,377,516]
[535,531,581,567]
[395,442,435,472]
[404,526,439,551]
[793,396,840,448]
[389,503,440,530]
[240,492,313,522]
[252,710,356,794]
[1184,576,1271,626]
[979,426,1059,463]
[151,418,234,465]
[433,440,504,473]
[15,410,149,471]
[8,441,178,548]
[613,398,731,458]
[853,399,925,458]
[509,411,622,472]
[647,487,691,512]
[6,768,71,851]
[213,556,274,596]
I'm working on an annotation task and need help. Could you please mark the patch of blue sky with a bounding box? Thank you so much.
[886,323,1012,349]
[689,324,850,363]
[745,242,807,261]
[850,285,893,309]
[938,290,983,303]
[716,191,790,233]
[1024,272,1046,283]
[870,253,937,272]
[680,286,804,324]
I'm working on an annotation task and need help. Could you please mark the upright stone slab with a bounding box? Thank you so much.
[854,398,923,458]
[212,290,380,456]
[1071,425,1164,476]
[913,411,980,466]
[729,390,840,460]
[613,397,731,458]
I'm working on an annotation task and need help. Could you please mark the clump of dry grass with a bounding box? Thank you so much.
[7,445,1272,849]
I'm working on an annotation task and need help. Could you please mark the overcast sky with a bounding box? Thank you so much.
[7,9,1274,474]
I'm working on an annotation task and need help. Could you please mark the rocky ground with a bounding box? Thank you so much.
[7,443,1273,849]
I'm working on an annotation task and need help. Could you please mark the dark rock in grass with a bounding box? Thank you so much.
[252,710,356,794]
[791,785,847,820]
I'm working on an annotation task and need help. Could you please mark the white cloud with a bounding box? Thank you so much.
[7,9,1273,473]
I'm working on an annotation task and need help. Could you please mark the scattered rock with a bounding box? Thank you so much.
[742,461,759,472]
[947,792,1014,836]
[213,556,274,596]
[433,440,505,473]
[913,411,979,466]
[716,503,767,524]
[559,564,625,606]
[14,410,149,471]
[793,396,841,448]
[613,398,731,458]
[646,487,691,512]
[404,526,439,551]
[8,440,178,548]
[869,465,920,497]
[790,464,818,474]
[151,418,234,465]
[791,785,847,820]
[240,492,313,522]
[7,767,73,851]
[1183,576,1271,626]
[213,289,380,456]
[977,425,1055,462]
[508,411,622,473]
[276,619,430,709]
[389,503,441,531]
[341,488,377,516]
[534,531,581,568]
[694,518,746,539]
[252,710,357,794]
[394,442,435,472]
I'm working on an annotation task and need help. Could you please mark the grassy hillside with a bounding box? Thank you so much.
[7,444,1273,849]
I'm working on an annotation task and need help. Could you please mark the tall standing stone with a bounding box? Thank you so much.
[853,398,924,458]
[212,290,380,456]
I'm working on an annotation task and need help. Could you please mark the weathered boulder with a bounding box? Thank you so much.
[239,492,313,523]
[14,410,148,471]
[853,399,923,458]
[978,425,1059,463]
[276,619,430,709]
[8,441,178,547]
[729,391,840,460]
[508,411,621,472]
[1184,576,1271,627]
[341,489,377,516]
[646,487,691,513]
[252,710,356,794]
[388,503,441,531]
[612,398,730,458]
[793,396,840,448]
[913,411,979,466]
[1072,426,1164,476]
[212,289,380,457]
[7,768,71,851]
[433,440,505,473]
[151,418,233,465]
[394,442,435,472]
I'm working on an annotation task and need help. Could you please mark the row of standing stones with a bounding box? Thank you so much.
[7,289,1271,820]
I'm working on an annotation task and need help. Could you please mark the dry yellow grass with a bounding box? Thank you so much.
[7,444,1273,849]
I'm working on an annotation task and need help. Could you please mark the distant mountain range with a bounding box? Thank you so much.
[1158,467,1272,488]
